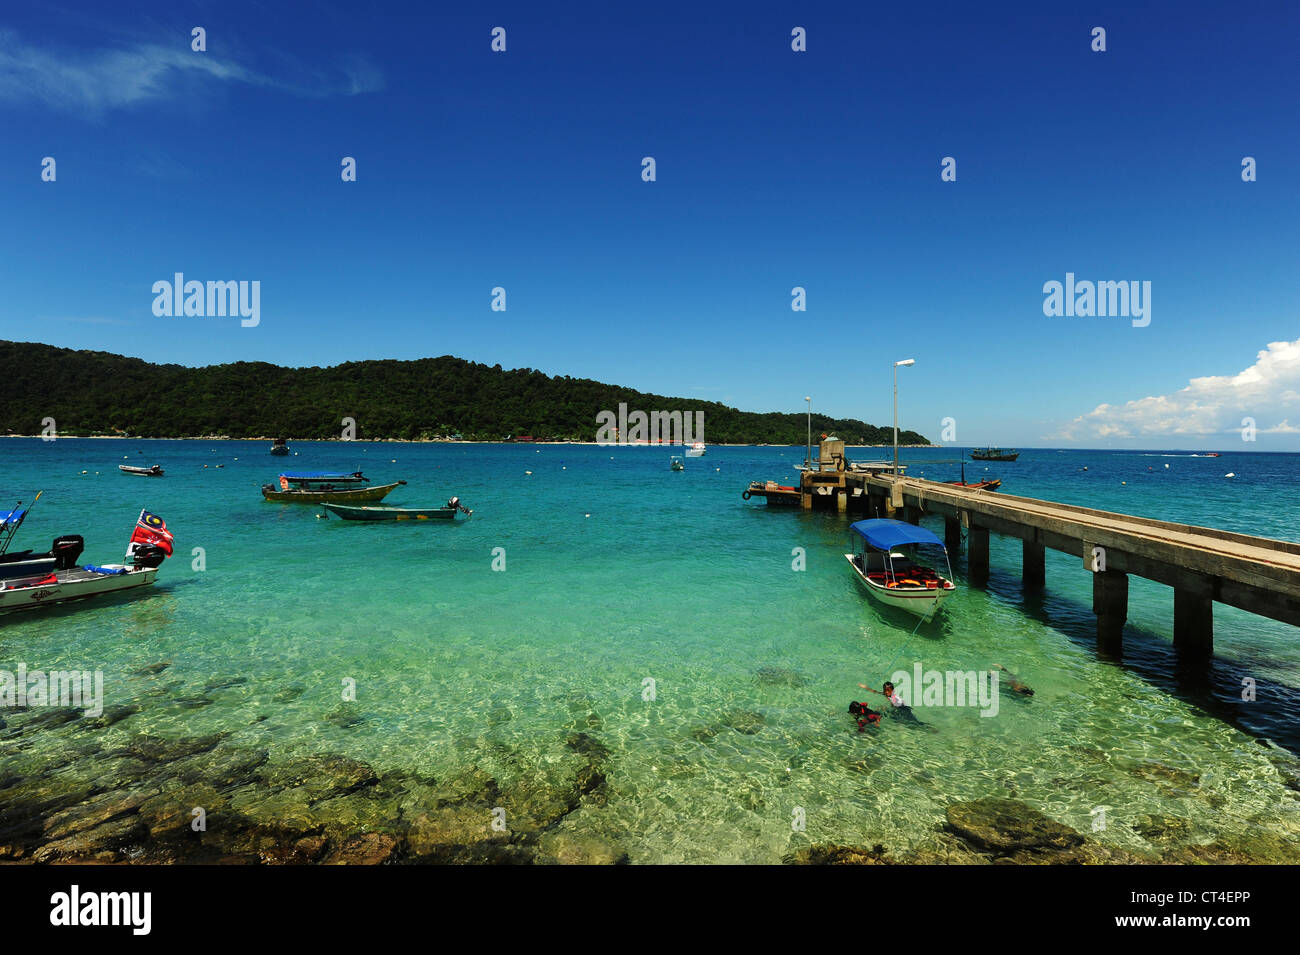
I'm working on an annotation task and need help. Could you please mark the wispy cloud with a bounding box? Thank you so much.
[1055,338,1300,441]
[0,31,383,115]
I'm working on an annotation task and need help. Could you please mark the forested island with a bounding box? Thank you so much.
[0,341,929,445]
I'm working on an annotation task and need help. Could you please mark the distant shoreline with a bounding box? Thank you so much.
[0,435,942,448]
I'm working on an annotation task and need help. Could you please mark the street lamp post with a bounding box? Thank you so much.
[893,359,915,474]
[805,396,812,469]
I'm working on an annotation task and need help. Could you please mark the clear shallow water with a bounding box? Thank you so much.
[2,439,1299,862]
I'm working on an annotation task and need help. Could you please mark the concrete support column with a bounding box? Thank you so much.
[968,525,989,586]
[945,517,962,554]
[1022,539,1045,589]
[1173,588,1213,657]
[1093,570,1128,655]
[836,490,847,512]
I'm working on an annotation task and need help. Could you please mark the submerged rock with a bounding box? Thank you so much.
[755,666,809,688]
[263,754,378,802]
[722,710,766,735]
[785,843,892,865]
[536,830,628,865]
[1134,813,1193,844]
[322,832,401,865]
[945,798,1085,857]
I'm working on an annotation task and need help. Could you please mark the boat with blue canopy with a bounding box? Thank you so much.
[0,497,57,581]
[845,518,956,618]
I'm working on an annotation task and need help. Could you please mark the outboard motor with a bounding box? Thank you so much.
[51,535,84,570]
[130,544,167,569]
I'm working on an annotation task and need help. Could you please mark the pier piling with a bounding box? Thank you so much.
[1022,538,1046,589]
[1092,570,1128,654]
[968,525,990,586]
[1173,587,1214,656]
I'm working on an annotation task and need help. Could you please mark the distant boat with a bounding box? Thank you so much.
[270,438,290,456]
[262,471,405,503]
[970,448,1019,462]
[119,464,164,477]
[685,442,706,457]
[944,463,1000,491]
[670,456,685,471]
[845,519,956,619]
[321,498,472,521]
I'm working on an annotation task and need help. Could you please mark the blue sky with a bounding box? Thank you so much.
[1,1,1297,447]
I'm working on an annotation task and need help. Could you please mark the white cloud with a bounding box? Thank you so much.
[1055,338,1300,441]
[0,32,382,114]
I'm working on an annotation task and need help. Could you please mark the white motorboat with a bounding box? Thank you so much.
[685,442,706,457]
[0,564,160,615]
[844,518,956,619]
[0,508,173,616]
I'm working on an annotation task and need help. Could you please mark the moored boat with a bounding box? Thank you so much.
[321,497,473,521]
[844,518,956,619]
[262,471,406,503]
[670,456,685,471]
[943,463,1001,491]
[270,438,290,456]
[970,448,1019,462]
[0,509,173,615]
[685,442,706,457]
[119,464,164,476]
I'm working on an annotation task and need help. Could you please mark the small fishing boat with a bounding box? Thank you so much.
[944,463,1001,491]
[261,471,405,503]
[270,438,290,456]
[970,448,1019,462]
[321,497,473,521]
[685,442,707,457]
[119,464,164,477]
[844,518,956,619]
[670,456,685,471]
[0,509,172,615]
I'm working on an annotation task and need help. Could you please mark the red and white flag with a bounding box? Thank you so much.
[126,510,174,558]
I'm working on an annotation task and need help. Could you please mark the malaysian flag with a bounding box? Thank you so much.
[125,510,174,559]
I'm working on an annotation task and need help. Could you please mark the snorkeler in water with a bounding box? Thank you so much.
[993,664,1035,696]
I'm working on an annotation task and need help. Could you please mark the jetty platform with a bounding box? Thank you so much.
[749,439,1300,656]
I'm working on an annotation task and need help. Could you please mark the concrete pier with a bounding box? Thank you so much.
[756,443,1300,657]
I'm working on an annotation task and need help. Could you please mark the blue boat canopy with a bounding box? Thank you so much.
[850,518,944,551]
[0,509,25,528]
[279,471,364,481]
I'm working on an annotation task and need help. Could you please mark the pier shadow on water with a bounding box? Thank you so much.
[979,562,1300,757]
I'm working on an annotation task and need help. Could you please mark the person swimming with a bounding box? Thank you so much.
[847,700,882,732]
[858,680,926,725]
[993,664,1035,696]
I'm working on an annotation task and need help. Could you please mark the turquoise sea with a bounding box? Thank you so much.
[2,438,1299,862]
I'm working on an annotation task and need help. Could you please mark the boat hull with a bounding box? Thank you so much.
[262,481,403,503]
[119,466,164,476]
[844,554,954,618]
[0,553,57,580]
[0,566,158,615]
[322,504,465,521]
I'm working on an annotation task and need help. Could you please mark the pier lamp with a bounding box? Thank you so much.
[805,396,812,469]
[893,359,915,473]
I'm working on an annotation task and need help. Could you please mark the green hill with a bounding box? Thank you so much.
[0,341,929,445]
